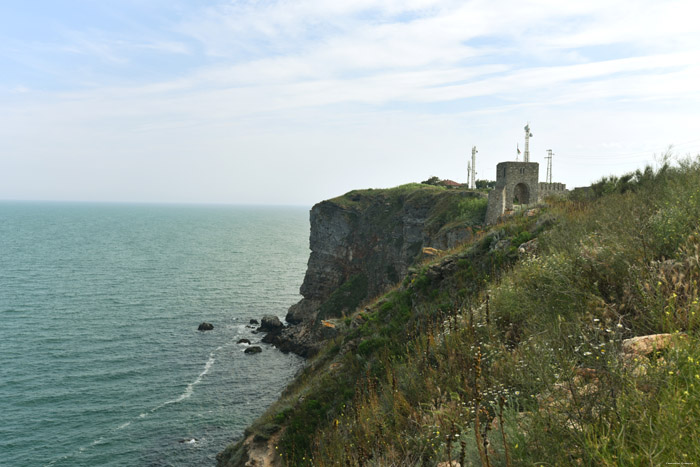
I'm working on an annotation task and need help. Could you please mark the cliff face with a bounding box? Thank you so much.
[270,185,486,356]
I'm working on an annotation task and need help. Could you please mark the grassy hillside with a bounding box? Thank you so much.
[220,157,700,466]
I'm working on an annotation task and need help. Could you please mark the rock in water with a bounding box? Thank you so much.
[237,338,251,345]
[249,318,259,325]
[244,346,262,354]
[258,315,284,332]
[198,322,214,331]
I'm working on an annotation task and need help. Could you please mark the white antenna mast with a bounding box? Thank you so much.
[524,123,533,163]
[546,149,553,184]
[470,146,477,189]
[467,161,471,187]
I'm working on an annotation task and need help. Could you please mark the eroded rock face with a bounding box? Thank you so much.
[279,189,485,356]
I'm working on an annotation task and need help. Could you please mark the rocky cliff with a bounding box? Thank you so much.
[220,161,700,467]
[266,184,486,356]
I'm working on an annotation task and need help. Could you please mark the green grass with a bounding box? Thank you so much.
[316,273,368,321]
[220,157,700,467]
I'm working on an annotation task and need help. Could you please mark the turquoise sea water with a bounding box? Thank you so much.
[0,202,309,466]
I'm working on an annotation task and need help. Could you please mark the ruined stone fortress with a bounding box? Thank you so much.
[484,125,568,224]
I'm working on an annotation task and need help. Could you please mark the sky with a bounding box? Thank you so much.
[1,0,699,205]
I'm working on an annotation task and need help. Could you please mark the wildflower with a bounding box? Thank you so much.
[617,323,623,328]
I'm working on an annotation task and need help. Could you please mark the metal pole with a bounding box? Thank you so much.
[471,146,477,189]
[524,124,532,163]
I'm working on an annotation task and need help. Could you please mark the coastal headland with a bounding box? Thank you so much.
[219,162,700,466]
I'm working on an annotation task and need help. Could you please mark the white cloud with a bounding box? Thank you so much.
[2,0,700,203]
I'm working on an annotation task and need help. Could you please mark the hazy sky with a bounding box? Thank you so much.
[2,0,699,205]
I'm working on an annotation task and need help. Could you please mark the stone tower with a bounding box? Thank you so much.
[485,161,539,224]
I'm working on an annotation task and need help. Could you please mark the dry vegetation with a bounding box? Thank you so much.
[220,156,700,466]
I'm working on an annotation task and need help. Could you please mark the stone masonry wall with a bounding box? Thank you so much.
[486,161,539,224]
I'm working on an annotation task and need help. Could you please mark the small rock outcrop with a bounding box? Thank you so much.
[249,319,259,325]
[258,315,284,333]
[621,333,680,355]
[198,322,214,331]
[518,238,539,257]
[244,346,262,354]
[237,338,251,345]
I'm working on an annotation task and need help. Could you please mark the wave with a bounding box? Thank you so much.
[152,345,222,411]
[45,344,226,466]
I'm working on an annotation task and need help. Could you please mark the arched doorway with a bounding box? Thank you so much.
[513,183,530,204]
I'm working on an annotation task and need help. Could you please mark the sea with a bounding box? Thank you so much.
[0,202,310,466]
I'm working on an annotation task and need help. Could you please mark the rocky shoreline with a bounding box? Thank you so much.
[253,188,485,358]
[218,185,487,466]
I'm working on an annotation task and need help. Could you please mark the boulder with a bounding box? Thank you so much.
[237,338,251,345]
[244,346,262,354]
[198,322,214,331]
[258,315,284,333]
[249,319,259,325]
[621,333,681,356]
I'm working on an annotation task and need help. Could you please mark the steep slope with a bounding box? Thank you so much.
[220,158,700,466]
[269,184,487,357]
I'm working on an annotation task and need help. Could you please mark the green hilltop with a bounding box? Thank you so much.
[219,158,700,466]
